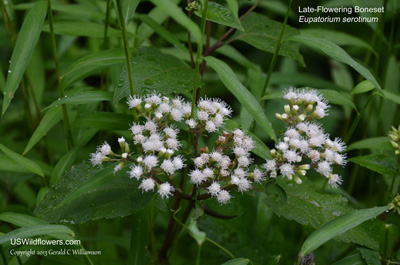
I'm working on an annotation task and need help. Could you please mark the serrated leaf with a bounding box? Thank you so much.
[205,56,277,142]
[347,137,392,151]
[352,80,376,94]
[2,0,47,115]
[300,205,389,256]
[221,258,250,265]
[24,107,62,155]
[288,35,381,90]
[348,154,399,176]
[62,49,125,90]
[35,163,153,223]
[263,178,383,251]
[195,2,244,31]
[114,47,194,104]
[233,13,304,66]
[72,112,133,131]
[0,142,44,177]
[0,225,75,245]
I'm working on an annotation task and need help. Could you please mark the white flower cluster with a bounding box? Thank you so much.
[189,129,260,204]
[264,88,347,188]
[90,93,234,200]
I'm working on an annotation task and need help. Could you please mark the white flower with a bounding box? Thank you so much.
[297,140,309,153]
[332,138,346,152]
[208,182,221,197]
[172,156,186,170]
[205,121,217,132]
[308,135,326,147]
[172,97,183,108]
[210,151,223,162]
[233,129,245,138]
[233,147,247,157]
[198,98,213,112]
[242,137,254,151]
[134,134,146,144]
[277,142,289,151]
[194,157,205,168]
[307,150,321,162]
[219,156,231,169]
[144,120,158,132]
[164,126,179,138]
[130,124,144,135]
[202,167,214,178]
[186,119,197,129]
[145,93,161,105]
[143,155,158,169]
[181,103,192,116]
[234,168,246,178]
[161,159,175,175]
[166,138,180,151]
[300,89,320,102]
[253,169,265,183]
[189,169,205,185]
[323,149,334,162]
[316,161,332,177]
[296,122,308,132]
[197,110,209,121]
[127,95,142,109]
[238,156,252,167]
[158,182,175,199]
[214,114,224,126]
[264,160,276,171]
[139,178,156,192]
[328,174,342,188]
[98,142,111,155]
[171,108,183,121]
[159,103,171,113]
[280,163,294,178]
[128,165,143,180]
[333,153,346,166]
[285,128,301,139]
[90,152,104,166]
[217,190,231,204]
[122,153,128,159]
[237,178,252,193]
[283,150,298,163]
[283,87,298,101]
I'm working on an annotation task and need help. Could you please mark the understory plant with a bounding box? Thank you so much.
[0,0,399,264]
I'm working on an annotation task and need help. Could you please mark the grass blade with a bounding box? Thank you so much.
[300,206,390,256]
[0,142,44,177]
[205,56,277,141]
[2,0,47,115]
[127,208,149,265]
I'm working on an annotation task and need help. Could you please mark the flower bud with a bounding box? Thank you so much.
[284,105,290,114]
[294,175,302,184]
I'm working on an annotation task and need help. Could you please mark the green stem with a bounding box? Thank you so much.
[116,0,134,97]
[103,0,111,50]
[196,245,202,265]
[261,0,293,96]
[80,245,94,265]
[48,0,74,150]
[191,0,209,118]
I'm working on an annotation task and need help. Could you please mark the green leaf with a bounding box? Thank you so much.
[347,137,392,151]
[352,80,376,94]
[264,182,287,209]
[264,178,383,251]
[123,0,139,25]
[0,142,44,177]
[137,15,187,52]
[205,56,277,141]
[288,35,381,90]
[44,91,113,110]
[348,154,399,176]
[318,89,357,111]
[35,163,154,223]
[42,21,129,38]
[114,47,194,104]
[128,208,149,265]
[0,154,32,173]
[149,0,201,41]
[0,225,75,245]
[221,258,250,265]
[300,29,375,53]
[2,0,47,115]
[331,253,366,265]
[62,49,125,90]
[232,13,304,66]
[380,90,400,105]
[358,248,380,265]
[300,205,389,256]
[0,212,47,227]
[195,2,244,31]
[188,219,206,246]
[72,112,133,130]
[23,107,62,155]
